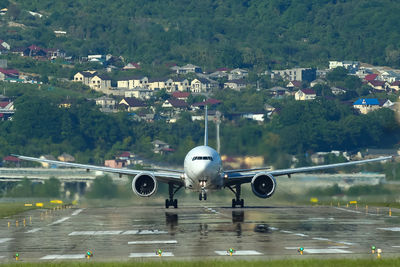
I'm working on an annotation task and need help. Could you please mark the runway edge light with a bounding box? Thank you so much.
[298,247,304,255]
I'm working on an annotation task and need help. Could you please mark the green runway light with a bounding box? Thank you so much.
[371,246,376,250]
[15,253,19,257]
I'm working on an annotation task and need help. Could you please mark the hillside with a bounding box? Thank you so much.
[1,0,400,69]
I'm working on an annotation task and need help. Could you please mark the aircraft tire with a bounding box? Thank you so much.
[173,199,178,208]
[165,199,170,208]
[199,193,202,201]
[240,199,244,208]
[232,199,236,208]
[204,194,207,201]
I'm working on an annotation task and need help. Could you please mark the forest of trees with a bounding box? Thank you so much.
[1,0,400,69]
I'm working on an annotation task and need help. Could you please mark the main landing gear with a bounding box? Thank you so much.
[228,184,244,208]
[165,183,182,209]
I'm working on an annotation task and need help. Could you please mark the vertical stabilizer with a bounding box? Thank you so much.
[204,104,208,146]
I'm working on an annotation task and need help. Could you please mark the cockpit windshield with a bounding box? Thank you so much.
[192,156,213,161]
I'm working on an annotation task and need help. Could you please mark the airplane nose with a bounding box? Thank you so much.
[196,161,213,179]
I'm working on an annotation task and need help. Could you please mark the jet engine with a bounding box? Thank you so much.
[251,173,276,198]
[132,173,158,197]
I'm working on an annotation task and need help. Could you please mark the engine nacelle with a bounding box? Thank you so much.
[251,173,276,199]
[132,172,158,197]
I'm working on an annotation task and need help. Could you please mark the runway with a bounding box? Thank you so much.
[1,202,400,261]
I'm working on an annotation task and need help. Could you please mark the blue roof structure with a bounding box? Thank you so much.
[353,98,380,105]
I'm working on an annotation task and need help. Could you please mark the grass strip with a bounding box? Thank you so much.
[2,259,400,267]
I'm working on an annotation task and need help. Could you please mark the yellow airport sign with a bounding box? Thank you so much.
[35,203,44,207]
[24,204,33,207]
[50,200,63,204]
[310,197,318,203]
[349,201,357,204]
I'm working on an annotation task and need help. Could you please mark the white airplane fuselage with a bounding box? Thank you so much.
[183,145,223,191]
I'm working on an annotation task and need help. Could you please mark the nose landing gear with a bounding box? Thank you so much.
[198,180,207,201]
[227,184,244,208]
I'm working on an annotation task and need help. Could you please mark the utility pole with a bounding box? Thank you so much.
[215,111,221,154]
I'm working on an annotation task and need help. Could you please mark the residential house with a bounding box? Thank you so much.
[0,8,7,15]
[104,159,126,168]
[0,68,19,81]
[190,78,218,93]
[54,30,67,37]
[148,78,174,91]
[152,140,173,154]
[162,98,188,110]
[224,79,247,91]
[378,70,400,83]
[0,40,10,51]
[329,61,360,73]
[73,71,97,86]
[0,99,14,120]
[87,54,108,65]
[58,153,75,162]
[367,80,387,91]
[122,62,141,70]
[271,68,316,82]
[89,74,112,91]
[241,112,265,122]
[125,89,154,100]
[171,91,190,101]
[171,64,202,74]
[191,98,221,109]
[95,96,116,111]
[286,80,302,90]
[380,99,395,108]
[390,81,400,91]
[208,70,228,79]
[24,45,47,57]
[47,48,66,60]
[295,89,316,101]
[364,73,378,82]
[331,87,347,95]
[117,76,148,89]
[267,86,290,98]
[119,97,146,111]
[228,68,249,80]
[353,98,380,114]
[310,79,327,87]
[172,78,190,91]
[2,155,21,167]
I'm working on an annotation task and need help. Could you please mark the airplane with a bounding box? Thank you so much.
[14,106,392,209]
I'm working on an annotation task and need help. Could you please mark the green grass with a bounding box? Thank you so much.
[2,259,400,267]
[0,202,72,218]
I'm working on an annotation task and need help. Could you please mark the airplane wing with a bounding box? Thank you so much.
[12,155,184,185]
[224,156,393,186]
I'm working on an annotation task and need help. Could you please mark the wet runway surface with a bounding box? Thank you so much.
[1,203,400,261]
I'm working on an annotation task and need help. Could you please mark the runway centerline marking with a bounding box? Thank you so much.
[312,237,331,241]
[215,250,262,256]
[48,217,70,226]
[71,209,84,216]
[128,240,177,245]
[129,252,174,257]
[0,238,13,243]
[41,254,85,260]
[25,228,41,233]
[293,233,308,237]
[335,207,361,214]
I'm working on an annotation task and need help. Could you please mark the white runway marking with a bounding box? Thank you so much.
[392,246,400,248]
[312,237,331,241]
[214,250,262,256]
[25,228,41,233]
[94,230,122,235]
[280,230,293,234]
[0,238,13,243]
[269,227,278,231]
[305,248,352,254]
[71,209,84,216]
[129,252,174,257]
[128,240,178,245]
[41,254,85,260]
[293,233,308,237]
[378,227,400,232]
[48,217,70,226]
[0,256,5,258]
[335,241,355,246]
[69,230,167,236]
[335,207,361,214]
[328,246,349,249]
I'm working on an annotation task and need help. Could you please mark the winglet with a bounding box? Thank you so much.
[204,103,208,146]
